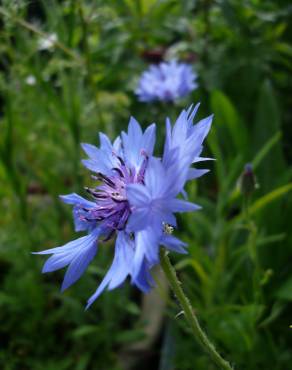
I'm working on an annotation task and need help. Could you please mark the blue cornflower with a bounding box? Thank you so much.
[34,105,212,308]
[135,60,198,102]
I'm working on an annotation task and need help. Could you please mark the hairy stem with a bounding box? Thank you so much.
[160,249,234,370]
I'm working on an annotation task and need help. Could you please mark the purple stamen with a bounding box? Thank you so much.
[79,157,147,241]
[112,167,124,177]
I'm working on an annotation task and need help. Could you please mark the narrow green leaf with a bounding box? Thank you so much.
[252,131,282,170]
[175,258,210,286]
[249,183,292,216]
[252,80,286,192]
[210,90,248,154]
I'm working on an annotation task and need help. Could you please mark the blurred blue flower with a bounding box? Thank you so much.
[135,60,198,102]
[34,105,212,308]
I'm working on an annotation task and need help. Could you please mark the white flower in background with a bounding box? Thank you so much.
[37,33,57,51]
[25,75,37,86]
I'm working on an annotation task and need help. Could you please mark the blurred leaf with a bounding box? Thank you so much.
[231,183,292,225]
[209,304,264,354]
[210,89,248,155]
[159,322,176,370]
[122,0,139,17]
[176,258,210,286]
[139,0,158,16]
[252,131,282,170]
[259,301,285,327]
[275,41,292,57]
[276,277,292,301]
[72,325,100,338]
[75,354,91,370]
[257,233,286,247]
[252,80,286,191]
[124,301,141,316]
[116,329,145,344]
[249,183,292,216]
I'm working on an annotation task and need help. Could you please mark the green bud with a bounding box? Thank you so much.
[238,163,259,197]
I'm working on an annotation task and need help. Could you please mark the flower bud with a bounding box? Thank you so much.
[238,163,259,197]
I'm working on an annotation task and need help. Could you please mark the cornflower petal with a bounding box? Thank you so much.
[161,234,188,254]
[60,193,96,232]
[122,118,156,171]
[61,240,98,292]
[34,229,100,291]
[86,231,133,309]
[136,60,197,102]
[187,168,210,180]
[167,199,201,213]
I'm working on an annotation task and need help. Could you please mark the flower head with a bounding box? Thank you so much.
[25,75,37,86]
[34,105,212,308]
[37,33,57,51]
[135,60,198,102]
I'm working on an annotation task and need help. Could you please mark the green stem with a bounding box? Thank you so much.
[243,197,263,303]
[160,249,234,370]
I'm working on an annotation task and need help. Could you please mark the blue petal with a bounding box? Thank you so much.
[128,116,143,139]
[142,123,156,156]
[126,183,151,207]
[163,161,189,197]
[162,105,212,176]
[121,117,143,169]
[99,132,112,152]
[108,234,134,290]
[122,118,156,171]
[81,143,100,160]
[193,156,214,163]
[34,235,92,255]
[172,109,189,144]
[81,141,119,175]
[126,208,151,232]
[127,158,180,232]
[136,61,197,102]
[144,157,166,197]
[132,258,154,293]
[72,207,94,232]
[161,234,188,254]
[42,253,73,273]
[34,229,100,291]
[186,103,200,125]
[133,227,160,278]
[190,115,213,143]
[167,199,201,212]
[60,193,96,231]
[86,232,134,309]
[163,118,172,166]
[60,193,96,232]
[61,239,98,291]
[81,158,109,174]
[187,168,209,180]
[60,193,95,208]
[113,136,122,151]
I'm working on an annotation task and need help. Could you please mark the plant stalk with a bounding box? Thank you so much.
[159,248,234,370]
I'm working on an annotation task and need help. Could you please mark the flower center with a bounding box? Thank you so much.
[80,155,148,240]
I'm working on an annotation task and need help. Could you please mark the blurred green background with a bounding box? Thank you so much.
[0,1,292,369]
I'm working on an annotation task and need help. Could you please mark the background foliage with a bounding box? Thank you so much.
[0,1,292,369]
